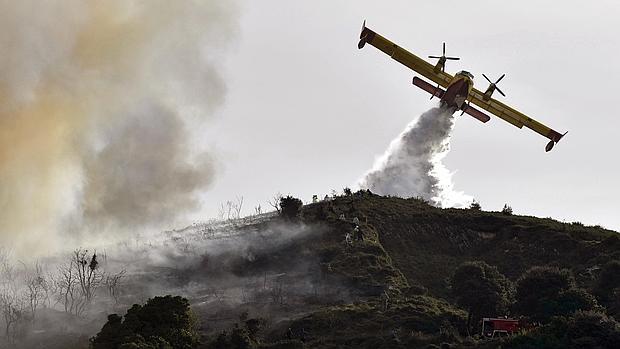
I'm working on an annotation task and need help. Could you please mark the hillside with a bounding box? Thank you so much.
[263,192,619,348]
[186,191,619,348]
[8,192,619,349]
[303,192,619,299]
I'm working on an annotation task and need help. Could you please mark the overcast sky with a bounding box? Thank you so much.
[195,1,620,230]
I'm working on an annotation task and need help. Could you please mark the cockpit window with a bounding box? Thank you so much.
[457,70,474,79]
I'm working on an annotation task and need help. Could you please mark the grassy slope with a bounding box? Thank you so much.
[306,193,619,300]
[272,193,619,347]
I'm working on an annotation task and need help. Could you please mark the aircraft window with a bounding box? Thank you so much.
[457,71,473,79]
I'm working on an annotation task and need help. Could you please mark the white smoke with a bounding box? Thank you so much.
[358,107,472,207]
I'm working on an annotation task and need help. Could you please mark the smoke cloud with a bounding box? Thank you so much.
[0,1,238,256]
[358,107,472,207]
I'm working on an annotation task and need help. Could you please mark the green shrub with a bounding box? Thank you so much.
[469,200,481,211]
[450,261,513,335]
[595,260,620,301]
[501,204,513,215]
[279,196,303,220]
[91,295,199,349]
[515,267,597,322]
[505,311,620,349]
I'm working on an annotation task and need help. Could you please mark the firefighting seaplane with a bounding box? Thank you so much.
[358,22,566,152]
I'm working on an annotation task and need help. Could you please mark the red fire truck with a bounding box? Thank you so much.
[481,318,521,338]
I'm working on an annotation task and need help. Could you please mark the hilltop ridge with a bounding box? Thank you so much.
[302,192,618,299]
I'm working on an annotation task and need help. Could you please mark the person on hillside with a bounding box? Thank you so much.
[287,327,293,340]
[381,290,390,311]
[391,328,401,344]
[353,225,363,242]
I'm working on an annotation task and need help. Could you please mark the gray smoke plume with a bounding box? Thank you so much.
[358,107,472,207]
[82,105,216,229]
[0,1,239,256]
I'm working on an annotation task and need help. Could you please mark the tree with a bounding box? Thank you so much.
[23,261,49,320]
[0,292,26,345]
[594,260,620,315]
[206,314,266,349]
[514,267,597,322]
[450,261,513,335]
[104,269,127,304]
[343,187,352,196]
[268,193,283,214]
[75,249,104,304]
[594,260,620,301]
[219,197,245,221]
[91,295,199,349]
[55,249,104,316]
[469,200,481,211]
[501,204,513,215]
[279,196,303,220]
[555,288,598,317]
[55,259,83,316]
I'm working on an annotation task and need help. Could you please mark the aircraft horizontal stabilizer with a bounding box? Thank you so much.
[462,105,491,123]
[412,77,444,99]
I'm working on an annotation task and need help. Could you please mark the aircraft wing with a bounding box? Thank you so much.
[359,22,452,88]
[468,87,566,150]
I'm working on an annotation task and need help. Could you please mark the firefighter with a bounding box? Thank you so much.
[353,225,363,242]
[345,232,353,245]
[391,328,401,344]
[381,290,390,311]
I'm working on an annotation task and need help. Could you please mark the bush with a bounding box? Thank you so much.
[501,204,513,215]
[91,295,199,349]
[279,196,303,220]
[594,260,620,317]
[595,260,620,301]
[505,311,620,349]
[450,261,513,335]
[205,313,268,349]
[469,200,481,211]
[514,267,597,322]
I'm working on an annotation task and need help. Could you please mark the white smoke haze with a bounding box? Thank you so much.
[0,1,239,256]
[0,216,340,348]
[358,107,473,207]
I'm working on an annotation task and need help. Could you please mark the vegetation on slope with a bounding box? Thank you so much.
[87,191,619,349]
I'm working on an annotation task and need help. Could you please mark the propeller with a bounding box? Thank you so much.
[483,73,506,97]
[428,42,460,71]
